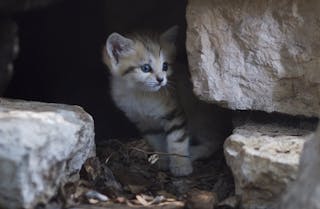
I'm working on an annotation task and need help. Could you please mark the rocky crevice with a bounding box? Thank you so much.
[0,0,319,208]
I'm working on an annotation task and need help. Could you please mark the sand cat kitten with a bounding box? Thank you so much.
[103,26,229,176]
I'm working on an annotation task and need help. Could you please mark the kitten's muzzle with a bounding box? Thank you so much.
[156,77,164,84]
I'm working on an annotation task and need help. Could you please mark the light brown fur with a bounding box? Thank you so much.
[103,26,229,176]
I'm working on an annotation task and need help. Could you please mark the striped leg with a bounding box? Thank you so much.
[143,133,169,170]
[163,108,193,176]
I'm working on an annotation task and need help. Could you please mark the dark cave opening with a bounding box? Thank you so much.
[4,0,188,142]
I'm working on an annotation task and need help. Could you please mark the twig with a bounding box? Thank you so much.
[109,139,191,158]
[129,146,191,158]
[105,153,113,164]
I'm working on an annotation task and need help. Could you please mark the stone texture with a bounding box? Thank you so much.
[280,125,320,209]
[0,19,18,95]
[186,0,320,117]
[186,189,218,209]
[224,122,313,209]
[0,98,95,209]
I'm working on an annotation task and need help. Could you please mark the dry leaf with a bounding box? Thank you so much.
[148,154,159,164]
[85,190,109,202]
[136,195,149,206]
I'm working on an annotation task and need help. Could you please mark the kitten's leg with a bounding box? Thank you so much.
[143,133,169,170]
[166,132,192,176]
[163,109,193,176]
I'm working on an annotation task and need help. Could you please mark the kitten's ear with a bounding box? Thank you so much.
[160,25,179,44]
[106,33,134,64]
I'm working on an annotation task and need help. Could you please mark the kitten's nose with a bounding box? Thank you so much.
[156,77,164,83]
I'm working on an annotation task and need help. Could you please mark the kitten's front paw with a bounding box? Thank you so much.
[169,157,193,176]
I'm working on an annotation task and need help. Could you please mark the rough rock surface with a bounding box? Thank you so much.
[0,98,95,209]
[186,0,320,117]
[224,122,313,209]
[0,19,18,95]
[280,125,320,209]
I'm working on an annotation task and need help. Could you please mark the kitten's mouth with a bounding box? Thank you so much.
[140,82,166,92]
[156,82,168,88]
[146,83,165,91]
[150,85,162,91]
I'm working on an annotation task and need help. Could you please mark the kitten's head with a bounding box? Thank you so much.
[103,26,178,92]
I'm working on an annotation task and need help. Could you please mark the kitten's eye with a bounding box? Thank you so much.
[162,62,169,71]
[141,64,152,73]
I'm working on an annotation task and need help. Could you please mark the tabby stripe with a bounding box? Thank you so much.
[142,40,153,54]
[141,129,163,135]
[162,108,183,121]
[175,132,189,142]
[165,120,187,135]
[122,66,135,76]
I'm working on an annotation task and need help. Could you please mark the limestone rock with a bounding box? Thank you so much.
[186,189,218,209]
[186,0,320,117]
[280,125,320,209]
[0,98,95,209]
[0,19,18,95]
[224,122,313,209]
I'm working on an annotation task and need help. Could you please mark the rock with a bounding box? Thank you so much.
[0,98,95,209]
[280,125,320,209]
[0,19,18,95]
[186,0,320,117]
[186,189,218,209]
[81,157,122,197]
[224,122,313,209]
[113,165,151,194]
[218,196,240,208]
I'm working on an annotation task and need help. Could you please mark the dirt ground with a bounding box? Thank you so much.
[45,138,238,209]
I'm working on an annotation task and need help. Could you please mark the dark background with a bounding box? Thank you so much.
[4,0,187,141]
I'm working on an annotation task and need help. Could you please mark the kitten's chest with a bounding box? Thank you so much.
[112,86,173,121]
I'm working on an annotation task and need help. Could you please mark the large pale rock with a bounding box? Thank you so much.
[186,0,320,117]
[224,122,313,209]
[280,125,320,209]
[0,98,95,209]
